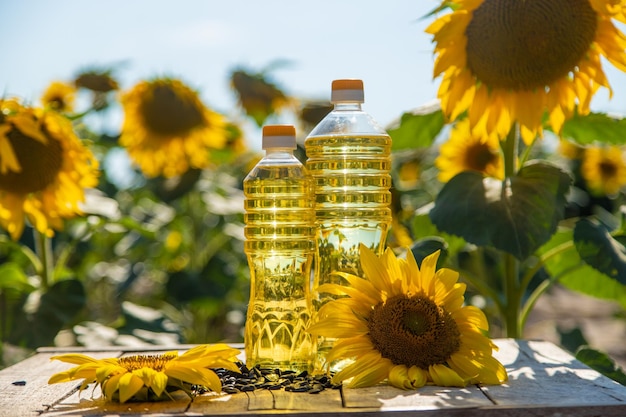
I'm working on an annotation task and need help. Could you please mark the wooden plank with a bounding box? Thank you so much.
[273,389,344,411]
[485,339,626,407]
[245,388,275,411]
[2,339,626,416]
[189,392,253,415]
[0,351,122,417]
[342,384,492,410]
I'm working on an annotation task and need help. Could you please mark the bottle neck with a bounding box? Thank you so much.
[264,148,295,158]
[333,102,363,111]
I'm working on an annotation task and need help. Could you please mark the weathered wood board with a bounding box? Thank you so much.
[1,339,625,417]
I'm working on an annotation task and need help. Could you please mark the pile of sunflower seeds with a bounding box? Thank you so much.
[210,362,341,394]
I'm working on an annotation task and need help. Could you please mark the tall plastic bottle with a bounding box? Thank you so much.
[243,124,316,373]
[305,79,392,371]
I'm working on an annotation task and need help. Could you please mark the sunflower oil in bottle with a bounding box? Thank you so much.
[305,79,392,372]
[243,125,316,373]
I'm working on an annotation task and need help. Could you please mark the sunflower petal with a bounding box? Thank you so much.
[49,353,100,365]
[118,372,145,403]
[389,365,428,389]
[429,364,467,387]
[151,370,169,397]
[325,336,374,364]
[359,244,392,291]
[166,366,221,392]
[104,373,123,401]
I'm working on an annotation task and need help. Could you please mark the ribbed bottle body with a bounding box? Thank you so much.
[305,133,392,370]
[243,163,316,373]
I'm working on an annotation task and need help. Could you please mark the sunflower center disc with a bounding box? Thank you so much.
[368,295,461,369]
[465,0,598,90]
[140,84,205,136]
[119,353,176,372]
[465,142,499,171]
[0,124,63,194]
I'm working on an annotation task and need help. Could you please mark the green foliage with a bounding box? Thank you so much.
[576,347,626,386]
[410,237,448,269]
[539,230,626,307]
[8,279,86,348]
[429,161,571,260]
[560,112,626,146]
[573,218,626,282]
[388,104,445,150]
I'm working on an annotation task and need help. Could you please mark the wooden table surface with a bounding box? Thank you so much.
[1,339,626,417]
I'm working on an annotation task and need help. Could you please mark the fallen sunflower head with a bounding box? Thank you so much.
[48,344,241,403]
[308,245,508,389]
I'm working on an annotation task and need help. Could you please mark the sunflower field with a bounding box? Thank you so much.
[2,1,626,386]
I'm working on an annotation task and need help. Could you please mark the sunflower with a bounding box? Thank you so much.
[308,244,507,389]
[48,344,241,403]
[119,78,228,178]
[426,0,626,145]
[581,145,626,195]
[435,119,504,182]
[230,69,293,127]
[74,70,119,93]
[41,81,77,113]
[0,98,99,240]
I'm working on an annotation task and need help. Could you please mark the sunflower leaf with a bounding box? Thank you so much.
[575,346,626,386]
[429,161,571,260]
[387,103,445,150]
[410,237,448,269]
[538,229,626,308]
[559,112,626,146]
[0,262,33,294]
[573,218,626,283]
[8,279,86,348]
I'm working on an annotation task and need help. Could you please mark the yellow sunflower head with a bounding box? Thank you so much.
[119,78,228,178]
[427,0,626,145]
[308,244,507,389]
[41,81,77,113]
[581,145,626,196]
[435,119,504,182]
[48,344,241,403]
[0,98,99,240]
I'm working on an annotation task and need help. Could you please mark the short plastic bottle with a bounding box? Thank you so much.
[243,124,316,373]
[305,79,392,371]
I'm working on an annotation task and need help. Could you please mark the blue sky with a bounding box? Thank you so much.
[1,0,625,138]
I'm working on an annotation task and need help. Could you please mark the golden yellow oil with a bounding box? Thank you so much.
[305,134,392,371]
[243,165,316,372]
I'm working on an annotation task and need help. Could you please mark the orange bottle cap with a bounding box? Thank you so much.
[331,79,364,103]
[262,125,297,149]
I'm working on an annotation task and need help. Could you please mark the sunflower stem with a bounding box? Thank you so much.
[518,240,574,296]
[519,263,583,331]
[503,253,521,338]
[501,125,521,338]
[502,126,518,177]
[34,230,53,291]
